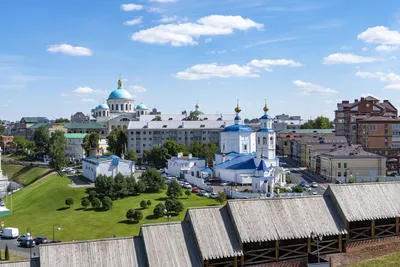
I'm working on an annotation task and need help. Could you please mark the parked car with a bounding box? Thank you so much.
[300,180,306,187]
[192,187,200,194]
[197,190,206,196]
[335,180,343,184]
[17,235,27,242]
[220,182,228,186]
[210,193,217,199]
[311,182,318,188]
[312,191,318,196]
[2,227,19,239]
[183,183,192,189]
[34,236,48,245]
[19,239,35,248]
[203,192,210,198]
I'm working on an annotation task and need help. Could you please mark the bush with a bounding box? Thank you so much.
[81,198,90,209]
[153,203,166,218]
[102,196,113,211]
[165,199,184,214]
[140,200,147,209]
[133,210,143,222]
[348,178,356,184]
[216,192,227,205]
[292,185,303,193]
[5,244,9,260]
[136,180,146,194]
[146,200,152,207]
[376,177,381,182]
[185,190,191,198]
[166,180,182,199]
[65,198,74,208]
[88,190,97,200]
[91,197,101,209]
[286,174,292,184]
[126,209,135,221]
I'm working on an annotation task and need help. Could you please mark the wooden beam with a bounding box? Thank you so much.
[307,237,311,253]
[241,255,244,267]
[234,256,238,267]
[339,234,343,252]
[396,217,399,235]
[345,221,350,251]
[205,260,210,267]
[372,220,376,239]
[275,240,279,261]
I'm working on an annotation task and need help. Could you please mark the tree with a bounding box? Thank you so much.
[140,200,148,209]
[201,142,219,165]
[189,142,203,158]
[133,210,143,222]
[153,203,166,218]
[166,180,182,199]
[154,116,162,121]
[102,196,113,210]
[0,125,4,136]
[81,198,90,209]
[136,180,146,193]
[91,197,101,209]
[88,190,97,201]
[49,130,67,171]
[143,146,169,168]
[5,244,9,260]
[106,128,128,157]
[33,126,50,155]
[95,174,115,198]
[140,168,165,193]
[65,198,74,208]
[163,140,187,157]
[348,178,356,183]
[126,209,135,221]
[125,150,138,162]
[300,116,331,129]
[185,190,191,199]
[165,199,184,214]
[146,200,152,207]
[126,175,138,195]
[114,173,128,198]
[55,118,70,123]
[292,185,304,193]
[216,192,227,205]
[13,136,35,154]
[82,132,100,157]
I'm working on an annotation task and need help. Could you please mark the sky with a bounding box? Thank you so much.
[2,0,400,122]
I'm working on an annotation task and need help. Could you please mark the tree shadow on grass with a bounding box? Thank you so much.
[154,197,169,201]
[145,214,160,220]
[84,208,95,212]
[75,208,85,211]
[94,208,110,213]
[56,207,69,211]
[207,203,220,206]
[118,220,139,225]
[135,207,146,211]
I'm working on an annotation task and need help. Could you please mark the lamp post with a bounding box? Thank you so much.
[52,224,61,243]
[26,228,32,259]
[164,209,171,222]
[344,168,352,183]
[311,231,323,263]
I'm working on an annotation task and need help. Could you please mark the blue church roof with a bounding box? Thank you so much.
[201,167,213,173]
[214,155,255,170]
[108,89,133,100]
[135,103,148,110]
[257,160,268,171]
[260,114,272,120]
[96,103,110,110]
[234,116,241,121]
[222,125,253,133]
[258,128,274,133]
[228,159,256,170]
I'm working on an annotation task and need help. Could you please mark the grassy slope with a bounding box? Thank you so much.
[3,174,217,241]
[349,253,400,267]
[2,164,52,186]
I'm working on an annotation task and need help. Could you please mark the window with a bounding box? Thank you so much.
[111,104,114,110]
[258,137,260,144]
[370,125,377,131]
[125,104,128,110]
[116,104,118,111]
[244,144,247,151]
[263,137,267,145]
[344,163,347,169]
[338,163,341,168]
[338,172,341,177]
[121,104,124,111]
[143,144,146,147]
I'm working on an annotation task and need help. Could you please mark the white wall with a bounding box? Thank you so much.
[220,132,256,154]
[184,174,213,191]
[66,138,85,160]
[83,159,135,182]
[167,158,206,177]
[215,168,254,184]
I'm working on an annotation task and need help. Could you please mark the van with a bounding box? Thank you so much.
[3,227,19,239]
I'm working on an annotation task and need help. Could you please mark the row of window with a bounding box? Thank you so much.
[110,103,133,112]
[131,131,217,135]
[337,162,348,169]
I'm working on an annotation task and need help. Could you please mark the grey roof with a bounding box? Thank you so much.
[277,129,336,134]
[139,114,236,122]
[39,237,147,267]
[128,120,234,130]
[187,207,243,260]
[0,260,39,267]
[64,122,107,129]
[227,196,346,243]
[320,144,383,158]
[327,183,400,222]
[141,222,203,267]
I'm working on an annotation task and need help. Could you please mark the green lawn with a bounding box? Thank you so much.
[0,250,25,261]
[1,164,52,186]
[2,174,218,241]
[349,253,400,267]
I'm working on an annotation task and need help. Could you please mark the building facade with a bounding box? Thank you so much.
[70,112,90,123]
[272,114,305,131]
[82,155,135,182]
[167,153,206,178]
[65,133,108,161]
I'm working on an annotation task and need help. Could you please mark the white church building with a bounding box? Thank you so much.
[213,101,286,194]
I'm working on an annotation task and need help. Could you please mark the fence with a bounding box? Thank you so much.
[223,188,304,199]
[184,174,214,192]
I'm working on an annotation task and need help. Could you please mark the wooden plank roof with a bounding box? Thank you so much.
[187,206,243,260]
[327,182,400,222]
[141,222,203,267]
[39,237,147,267]
[0,260,39,267]
[227,196,346,243]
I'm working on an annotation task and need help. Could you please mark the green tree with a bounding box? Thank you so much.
[49,130,67,171]
[126,175,138,195]
[292,185,304,193]
[163,140,187,157]
[81,198,90,209]
[82,132,100,157]
[143,146,169,168]
[146,200,152,207]
[106,128,128,157]
[166,180,182,199]
[95,175,115,197]
[348,178,356,183]
[185,190,191,198]
[55,118,70,123]
[65,197,74,208]
[5,244,9,260]
[33,126,50,155]
[140,200,147,209]
[133,210,143,222]
[165,199,184,214]
[140,168,165,193]
[125,150,138,162]
[314,116,331,129]
[102,196,113,210]
[189,142,203,158]
[154,116,162,121]
[114,173,128,198]
[88,190,97,201]
[136,180,146,193]
[126,209,135,221]
[91,197,101,209]
[153,203,166,218]
[201,142,219,165]
[216,192,227,205]
[13,136,35,154]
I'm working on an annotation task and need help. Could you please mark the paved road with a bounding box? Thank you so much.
[0,238,39,258]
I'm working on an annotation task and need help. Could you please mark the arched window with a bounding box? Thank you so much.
[111,104,114,110]
[129,104,132,110]
[264,123,267,128]
[116,104,118,111]
[126,104,128,111]
[98,112,101,117]
[103,111,105,116]
[258,137,260,144]
[121,104,124,111]
[263,137,267,145]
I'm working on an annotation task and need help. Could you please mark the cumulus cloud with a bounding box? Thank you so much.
[156,15,177,23]
[322,53,378,64]
[293,80,338,94]
[129,85,148,92]
[356,71,400,90]
[375,45,400,51]
[204,38,212,43]
[148,7,164,13]
[121,3,143,11]
[124,17,143,26]
[248,59,303,71]
[73,87,108,95]
[132,15,263,46]
[358,26,400,45]
[47,44,92,56]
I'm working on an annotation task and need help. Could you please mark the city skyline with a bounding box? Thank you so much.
[2,0,400,121]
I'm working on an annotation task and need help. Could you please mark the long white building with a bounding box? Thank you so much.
[82,155,135,182]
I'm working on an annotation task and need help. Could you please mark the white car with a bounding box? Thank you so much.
[203,193,210,198]
[220,182,228,186]
[312,191,318,195]
[311,182,318,188]
[210,193,217,199]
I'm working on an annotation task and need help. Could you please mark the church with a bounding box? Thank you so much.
[213,101,287,194]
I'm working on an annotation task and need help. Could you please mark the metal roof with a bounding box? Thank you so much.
[141,222,203,267]
[187,207,243,260]
[0,259,39,267]
[64,133,87,139]
[326,183,400,222]
[227,196,346,243]
[64,123,106,129]
[214,155,256,170]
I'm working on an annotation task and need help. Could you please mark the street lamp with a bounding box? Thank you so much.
[344,168,352,183]
[164,209,171,222]
[311,231,323,263]
[52,224,61,243]
[26,228,32,259]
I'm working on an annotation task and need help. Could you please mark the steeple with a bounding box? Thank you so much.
[117,74,123,89]
[195,101,200,111]
[234,99,242,125]
[263,98,269,114]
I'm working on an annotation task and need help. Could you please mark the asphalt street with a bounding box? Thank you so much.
[0,238,39,258]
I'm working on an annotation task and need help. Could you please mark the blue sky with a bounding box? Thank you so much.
[2,0,400,122]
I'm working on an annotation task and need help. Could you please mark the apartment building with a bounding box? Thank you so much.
[335,96,397,144]
[272,114,305,131]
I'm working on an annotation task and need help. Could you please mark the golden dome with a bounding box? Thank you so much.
[195,103,200,109]
[261,153,265,159]
[263,99,269,112]
[234,100,241,113]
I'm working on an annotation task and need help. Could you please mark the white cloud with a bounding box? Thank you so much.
[323,99,342,104]
[60,93,69,97]
[293,80,338,94]
[248,59,303,71]
[73,87,108,95]
[361,47,368,51]
[148,7,164,13]
[156,15,177,23]
[375,45,400,51]
[207,50,226,54]
[322,53,378,64]
[205,38,212,43]
[129,85,148,92]
[150,0,176,2]
[132,15,263,46]
[124,17,143,26]
[356,71,400,90]
[82,98,96,103]
[121,3,143,11]
[358,26,400,45]
[47,44,92,56]
[175,63,259,80]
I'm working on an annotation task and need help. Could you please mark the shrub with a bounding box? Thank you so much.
[376,177,381,182]
[91,197,101,209]
[81,198,90,209]
[153,203,166,218]
[126,209,135,221]
[146,200,152,207]
[348,178,356,184]
[136,180,146,194]
[184,190,191,198]
[292,185,303,193]
[65,198,74,208]
[166,180,182,199]
[140,200,147,209]
[133,210,143,222]
[102,196,113,211]
[88,190,97,200]
[216,192,227,205]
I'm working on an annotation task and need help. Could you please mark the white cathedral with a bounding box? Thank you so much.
[213,101,287,194]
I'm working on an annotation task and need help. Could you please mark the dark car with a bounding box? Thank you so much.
[34,236,48,245]
[19,239,35,248]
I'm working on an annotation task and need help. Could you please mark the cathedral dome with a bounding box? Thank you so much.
[135,103,148,110]
[96,103,110,110]
[108,89,133,100]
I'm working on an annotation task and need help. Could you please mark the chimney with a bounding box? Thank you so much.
[342,100,349,104]
[361,97,365,101]
[354,99,358,102]
[384,100,388,103]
